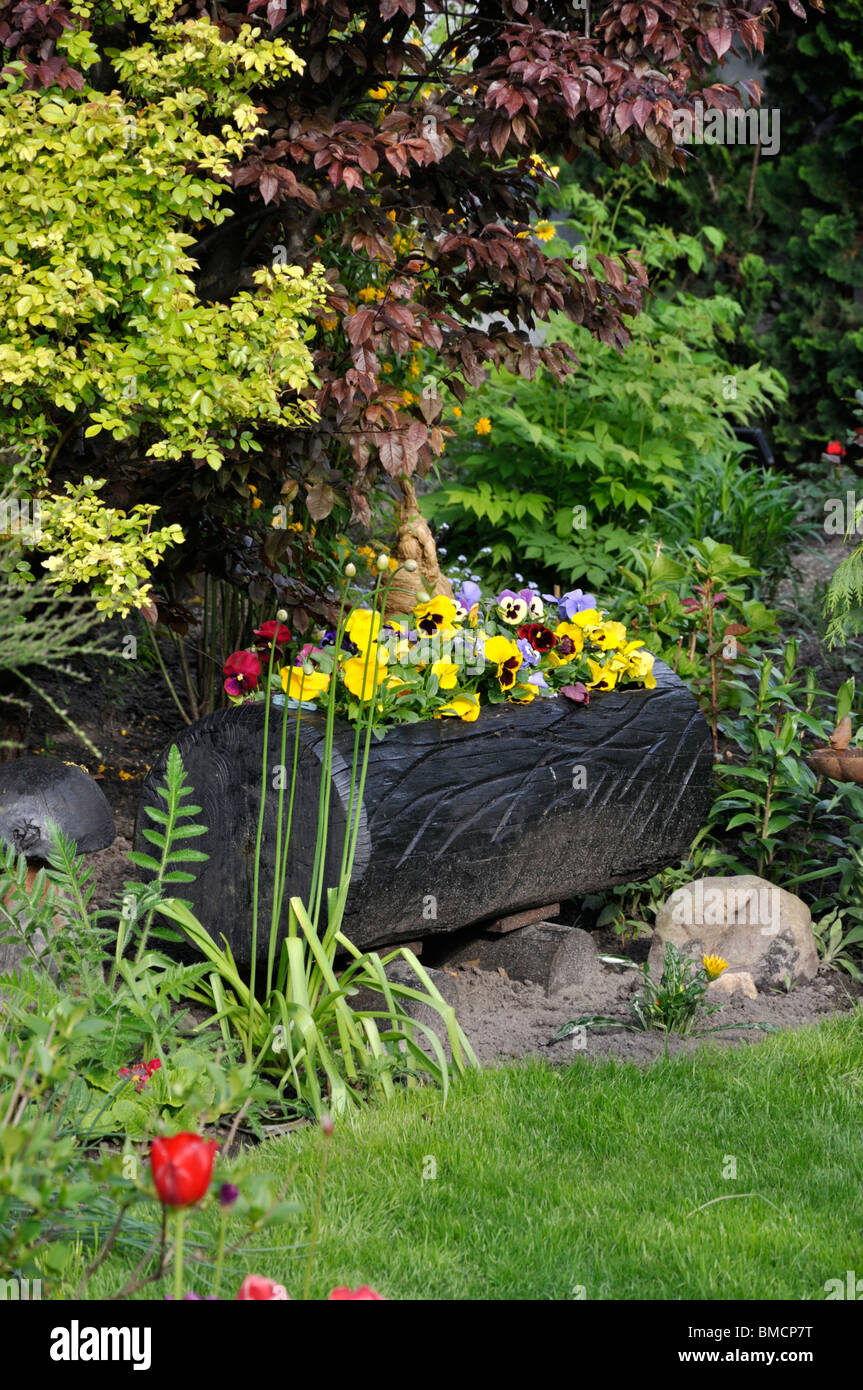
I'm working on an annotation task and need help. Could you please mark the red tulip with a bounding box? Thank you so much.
[224,649,262,697]
[327,1285,385,1300]
[237,1274,289,1301]
[150,1133,218,1208]
[826,440,846,456]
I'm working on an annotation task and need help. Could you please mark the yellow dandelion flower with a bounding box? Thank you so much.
[534,221,556,243]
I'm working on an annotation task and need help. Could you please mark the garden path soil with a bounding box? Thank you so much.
[13,535,863,1068]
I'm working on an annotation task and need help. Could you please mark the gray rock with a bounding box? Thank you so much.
[437,923,600,995]
[650,875,818,992]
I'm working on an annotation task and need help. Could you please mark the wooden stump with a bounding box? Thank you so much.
[135,659,713,968]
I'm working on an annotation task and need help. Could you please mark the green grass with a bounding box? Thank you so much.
[89,1011,863,1300]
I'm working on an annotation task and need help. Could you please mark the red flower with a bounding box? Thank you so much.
[237,1274,289,1301]
[150,1132,218,1208]
[224,649,262,697]
[516,622,557,653]
[119,1058,161,1093]
[253,620,291,656]
[327,1285,385,1300]
[826,440,846,456]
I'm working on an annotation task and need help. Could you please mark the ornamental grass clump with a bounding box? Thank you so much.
[157,560,479,1118]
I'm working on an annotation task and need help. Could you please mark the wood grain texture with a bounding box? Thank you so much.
[135,659,713,965]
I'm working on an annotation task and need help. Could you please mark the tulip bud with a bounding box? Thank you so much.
[416,588,430,603]
[345,562,357,578]
[276,608,288,622]
[320,1113,334,1136]
[404,559,418,572]
[376,553,389,572]
[303,661,314,675]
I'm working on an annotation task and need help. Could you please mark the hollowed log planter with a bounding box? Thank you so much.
[135,659,712,967]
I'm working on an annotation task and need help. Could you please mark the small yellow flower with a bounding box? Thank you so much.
[343,646,389,700]
[534,220,556,242]
[281,667,330,701]
[431,658,459,691]
[702,954,729,981]
[452,405,463,419]
[436,693,481,723]
[475,417,492,436]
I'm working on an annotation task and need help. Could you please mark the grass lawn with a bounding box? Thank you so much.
[91,1010,863,1301]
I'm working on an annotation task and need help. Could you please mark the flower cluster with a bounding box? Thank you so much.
[220,579,656,726]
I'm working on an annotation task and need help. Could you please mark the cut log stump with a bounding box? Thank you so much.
[134,659,712,969]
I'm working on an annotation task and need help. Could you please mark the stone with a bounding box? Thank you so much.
[436,923,600,996]
[650,875,818,992]
[708,970,758,1000]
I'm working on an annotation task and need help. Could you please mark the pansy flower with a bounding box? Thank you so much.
[281,666,330,701]
[414,595,458,635]
[343,645,389,700]
[592,621,628,652]
[516,622,557,654]
[224,650,262,697]
[345,608,382,650]
[496,590,528,625]
[516,638,541,667]
[431,658,460,690]
[554,588,597,622]
[509,681,537,703]
[436,693,480,722]
[253,620,291,657]
[518,588,544,620]
[624,647,657,689]
[553,622,585,656]
[585,657,617,691]
[484,634,523,689]
[454,581,482,622]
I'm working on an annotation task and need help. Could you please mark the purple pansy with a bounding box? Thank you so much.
[516,638,541,667]
[556,588,597,622]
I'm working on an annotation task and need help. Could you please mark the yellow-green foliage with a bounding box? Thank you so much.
[37,477,185,617]
[0,7,325,471]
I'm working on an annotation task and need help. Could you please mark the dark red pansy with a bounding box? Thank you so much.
[516,622,557,653]
[224,649,262,697]
[253,620,291,656]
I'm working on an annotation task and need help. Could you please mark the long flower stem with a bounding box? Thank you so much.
[173,1209,186,1301]
[250,641,278,1033]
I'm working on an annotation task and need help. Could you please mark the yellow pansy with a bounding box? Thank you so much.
[586,658,618,691]
[345,607,381,649]
[570,607,603,629]
[553,621,585,655]
[436,694,481,722]
[592,621,628,651]
[343,645,389,700]
[626,648,657,689]
[509,682,537,704]
[414,595,458,634]
[280,667,330,701]
[431,658,459,690]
